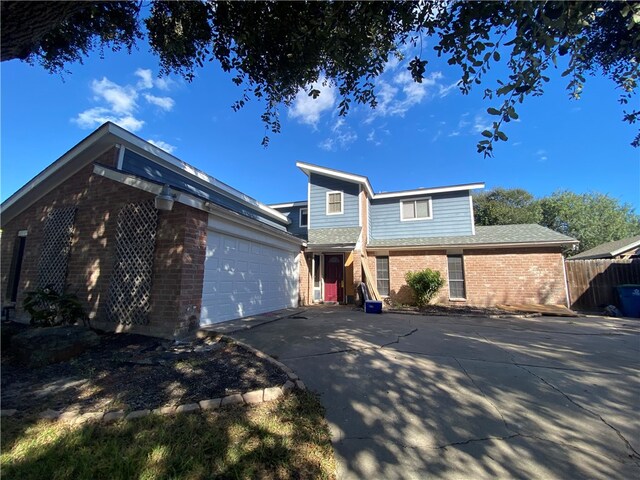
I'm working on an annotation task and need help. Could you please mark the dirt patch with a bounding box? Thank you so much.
[1,330,288,414]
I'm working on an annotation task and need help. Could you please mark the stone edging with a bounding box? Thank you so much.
[0,334,305,424]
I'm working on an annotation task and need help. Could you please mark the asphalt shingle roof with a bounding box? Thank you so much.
[367,224,577,248]
[568,235,640,260]
[308,227,362,245]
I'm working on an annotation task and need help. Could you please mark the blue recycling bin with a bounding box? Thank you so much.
[617,285,640,318]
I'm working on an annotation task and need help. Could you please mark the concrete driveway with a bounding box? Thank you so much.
[231,306,640,479]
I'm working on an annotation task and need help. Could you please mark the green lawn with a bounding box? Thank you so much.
[1,391,336,480]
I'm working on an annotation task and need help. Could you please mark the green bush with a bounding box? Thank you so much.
[22,286,86,327]
[405,269,445,307]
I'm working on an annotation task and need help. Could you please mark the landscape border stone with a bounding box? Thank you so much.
[10,332,305,424]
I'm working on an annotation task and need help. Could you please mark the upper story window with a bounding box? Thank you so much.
[326,191,344,215]
[299,208,308,227]
[400,197,432,221]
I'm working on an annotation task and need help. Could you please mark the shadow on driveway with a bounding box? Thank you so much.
[232,306,640,479]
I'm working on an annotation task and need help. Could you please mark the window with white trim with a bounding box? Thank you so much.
[400,198,431,221]
[326,191,343,215]
[299,208,308,227]
[447,255,466,299]
[376,256,390,297]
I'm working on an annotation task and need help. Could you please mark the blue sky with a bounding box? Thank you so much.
[2,38,639,211]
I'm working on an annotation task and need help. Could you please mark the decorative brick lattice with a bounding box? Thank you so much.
[106,201,158,325]
[38,207,77,293]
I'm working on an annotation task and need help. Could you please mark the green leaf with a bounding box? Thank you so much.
[497,131,508,141]
[487,107,501,115]
[481,130,493,138]
[493,51,500,62]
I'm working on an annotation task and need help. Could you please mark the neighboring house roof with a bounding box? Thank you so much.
[296,161,485,199]
[568,235,640,260]
[308,227,362,246]
[1,122,289,228]
[367,224,578,249]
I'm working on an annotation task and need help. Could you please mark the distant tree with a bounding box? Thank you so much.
[2,1,638,150]
[540,191,640,254]
[474,188,542,226]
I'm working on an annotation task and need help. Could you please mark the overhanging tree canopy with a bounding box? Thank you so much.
[2,1,638,151]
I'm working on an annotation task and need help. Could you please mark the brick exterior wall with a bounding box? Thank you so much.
[299,252,311,306]
[366,248,567,307]
[1,146,208,338]
[463,248,567,306]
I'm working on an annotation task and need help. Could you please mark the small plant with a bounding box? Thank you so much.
[405,269,445,307]
[22,286,86,327]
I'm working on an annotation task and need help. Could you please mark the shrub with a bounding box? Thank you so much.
[405,269,445,307]
[22,286,86,327]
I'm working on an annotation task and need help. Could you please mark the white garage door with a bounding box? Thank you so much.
[200,220,299,325]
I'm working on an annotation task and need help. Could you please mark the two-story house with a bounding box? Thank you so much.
[272,162,576,308]
[1,123,577,339]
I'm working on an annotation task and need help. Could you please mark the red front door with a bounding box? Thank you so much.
[324,254,344,302]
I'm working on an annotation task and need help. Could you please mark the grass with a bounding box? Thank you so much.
[1,391,336,480]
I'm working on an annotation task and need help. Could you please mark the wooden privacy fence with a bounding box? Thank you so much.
[565,259,640,311]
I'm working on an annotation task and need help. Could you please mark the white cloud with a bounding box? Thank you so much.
[148,139,176,154]
[91,77,138,114]
[154,77,175,91]
[135,68,176,92]
[74,107,145,132]
[318,138,335,151]
[73,69,176,133]
[319,118,357,151]
[439,80,461,98]
[289,78,336,126]
[366,70,445,121]
[536,149,548,162]
[135,68,154,89]
[144,94,175,111]
[473,114,492,134]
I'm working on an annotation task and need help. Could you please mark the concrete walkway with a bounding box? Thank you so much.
[231,305,640,479]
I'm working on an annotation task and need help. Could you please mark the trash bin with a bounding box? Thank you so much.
[616,285,640,318]
[365,300,383,314]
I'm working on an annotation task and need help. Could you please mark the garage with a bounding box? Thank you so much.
[199,215,300,325]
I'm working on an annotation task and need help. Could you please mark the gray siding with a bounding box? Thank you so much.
[309,173,359,228]
[121,149,287,231]
[272,205,308,238]
[370,191,473,239]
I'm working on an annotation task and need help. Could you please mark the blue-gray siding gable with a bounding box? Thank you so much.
[272,205,308,238]
[121,149,287,231]
[309,173,359,228]
[370,191,473,239]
